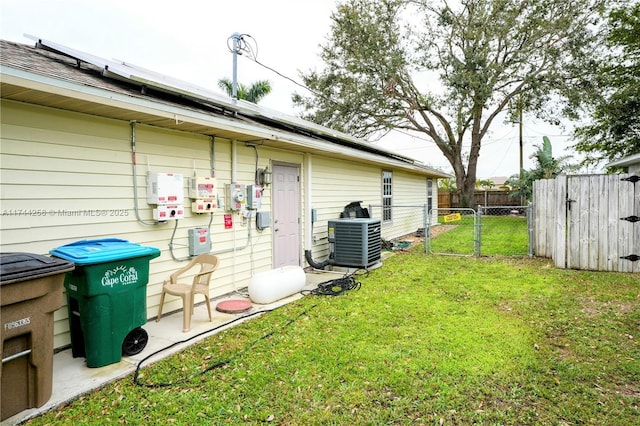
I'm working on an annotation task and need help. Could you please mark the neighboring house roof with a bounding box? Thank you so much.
[606,153,640,173]
[486,176,510,187]
[0,38,449,178]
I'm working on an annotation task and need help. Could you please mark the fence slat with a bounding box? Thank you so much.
[619,173,633,273]
[606,175,619,271]
[554,176,568,268]
[586,176,599,270]
[631,173,640,272]
[534,173,639,272]
[545,179,555,258]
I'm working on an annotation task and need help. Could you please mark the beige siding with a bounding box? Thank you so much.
[307,157,431,259]
[1,99,439,349]
[379,170,430,241]
[307,156,380,260]
[0,100,282,349]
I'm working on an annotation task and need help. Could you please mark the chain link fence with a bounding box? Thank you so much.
[367,204,430,252]
[366,204,533,257]
[426,208,478,256]
[477,205,533,257]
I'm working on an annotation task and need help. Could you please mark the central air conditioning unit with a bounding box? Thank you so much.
[328,218,382,268]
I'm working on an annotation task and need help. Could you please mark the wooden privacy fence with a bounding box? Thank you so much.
[533,174,639,272]
[438,190,521,209]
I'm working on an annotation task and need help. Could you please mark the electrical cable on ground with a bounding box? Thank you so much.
[134,270,364,387]
[133,304,316,388]
[302,270,366,296]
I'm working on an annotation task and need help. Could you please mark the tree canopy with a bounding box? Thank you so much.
[573,2,640,169]
[507,136,577,201]
[218,78,272,104]
[293,0,606,206]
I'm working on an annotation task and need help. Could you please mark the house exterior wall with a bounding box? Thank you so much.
[307,157,436,261]
[0,100,280,348]
[307,156,381,261]
[1,99,438,349]
[379,170,434,240]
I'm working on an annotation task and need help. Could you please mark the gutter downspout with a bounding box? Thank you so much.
[304,153,313,251]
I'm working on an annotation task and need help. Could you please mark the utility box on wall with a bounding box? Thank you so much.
[188,227,211,255]
[188,176,216,199]
[147,172,184,221]
[246,184,262,210]
[147,172,184,205]
[188,177,217,215]
[153,204,184,221]
[256,211,271,230]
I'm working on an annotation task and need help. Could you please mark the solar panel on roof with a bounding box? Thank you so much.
[25,34,238,108]
[23,34,428,167]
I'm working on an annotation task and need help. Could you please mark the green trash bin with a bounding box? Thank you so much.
[50,239,160,368]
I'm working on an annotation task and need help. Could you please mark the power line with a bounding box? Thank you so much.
[231,33,334,103]
[231,34,568,176]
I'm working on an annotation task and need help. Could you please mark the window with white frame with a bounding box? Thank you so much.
[427,178,433,215]
[382,171,392,222]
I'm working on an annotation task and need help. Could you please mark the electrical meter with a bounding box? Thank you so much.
[225,183,246,211]
[246,184,263,210]
[147,172,184,205]
[188,176,217,199]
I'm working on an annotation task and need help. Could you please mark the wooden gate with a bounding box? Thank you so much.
[533,174,639,272]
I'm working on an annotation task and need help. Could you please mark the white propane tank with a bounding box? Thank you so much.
[248,265,306,304]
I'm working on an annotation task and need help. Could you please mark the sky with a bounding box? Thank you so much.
[0,0,582,180]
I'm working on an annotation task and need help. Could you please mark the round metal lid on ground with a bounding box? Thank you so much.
[215,299,253,314]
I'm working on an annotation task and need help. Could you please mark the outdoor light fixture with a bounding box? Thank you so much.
[257,167,272,186]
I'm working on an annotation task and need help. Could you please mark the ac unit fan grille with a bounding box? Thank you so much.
[328,219,381,268]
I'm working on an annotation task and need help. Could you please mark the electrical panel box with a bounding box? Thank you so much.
[147,172,184,205]
[256,211,271,230]
[188,176,217,200]
[188,227,211,255]
[246,184,263,210]
[191,199,216,214]
[153,204,184,221]
[225,183,246,211]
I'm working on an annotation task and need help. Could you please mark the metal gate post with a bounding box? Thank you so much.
[476,205,482,257]
[527,202,534,258]
[425,205,431,254]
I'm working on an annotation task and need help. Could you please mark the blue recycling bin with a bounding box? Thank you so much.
[50,239,160,367]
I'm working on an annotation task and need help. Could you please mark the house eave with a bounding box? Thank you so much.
[1,64,449,178]
[605,153,640,171]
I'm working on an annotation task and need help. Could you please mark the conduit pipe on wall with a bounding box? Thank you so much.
[231,139,238,283]
[304,153,313,251]
[303,153,333,269]
[209,136,215,178]
[231,139,238,183]
[130,121,163,226]
[167,134,253,261]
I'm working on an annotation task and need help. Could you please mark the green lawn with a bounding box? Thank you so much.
[29,252,639,425]
[429,214,529,256]
[479,215,529,256]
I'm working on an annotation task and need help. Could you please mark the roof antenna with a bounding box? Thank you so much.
[230,32,243,103]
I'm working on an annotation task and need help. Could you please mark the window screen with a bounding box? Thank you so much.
[382,171,392,222]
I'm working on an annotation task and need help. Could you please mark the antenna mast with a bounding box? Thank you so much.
[231,32,243,102]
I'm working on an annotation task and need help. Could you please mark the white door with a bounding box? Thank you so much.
[272,163,301,267]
